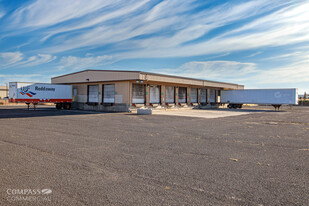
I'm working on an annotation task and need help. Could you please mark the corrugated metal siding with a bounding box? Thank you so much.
[52,71,140,84]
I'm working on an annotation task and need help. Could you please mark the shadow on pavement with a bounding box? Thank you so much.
[197,108,285,113]
[0,106,109,119]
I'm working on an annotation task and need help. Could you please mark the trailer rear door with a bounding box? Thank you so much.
[150,85,160,104]
[9,82,17,100]
[179,87,187,103]
[103,84,115,103]
[132,84,145,104]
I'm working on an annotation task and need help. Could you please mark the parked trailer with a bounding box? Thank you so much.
[9,82,72,110]
[221,89,298,110]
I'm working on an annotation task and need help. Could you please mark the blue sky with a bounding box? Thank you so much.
[0,0,308,93]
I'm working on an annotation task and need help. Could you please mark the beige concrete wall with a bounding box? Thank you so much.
[145,85,150,106]
[0,86,8,99]
[115,82,130,104]
[175,87,179,104]
[187,87,191,104]
[70,81,130,104]
[72,84,88,103]
[161,85,165,104]
[0,90,7,99]
[129,82,133,104]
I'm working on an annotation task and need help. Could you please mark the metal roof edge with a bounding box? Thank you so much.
[51,69,242,87]
[51,69,142,79]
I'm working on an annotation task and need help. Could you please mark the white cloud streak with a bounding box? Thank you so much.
[49,0,283,53]
[0,52,56,69]
[2,0,307,61]
[1,0,309,93]
[156,59,309,93]
[247,52,262,58]
[11,0,119,28]
[0,74,49,84]
[6,0,293,55]
[58,55,114,70]
[0,9,5,19]
[0,52,24,66]
[155,61,257,82]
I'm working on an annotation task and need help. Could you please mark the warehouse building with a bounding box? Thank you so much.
[51,70,244,112]
[0,86,9,99]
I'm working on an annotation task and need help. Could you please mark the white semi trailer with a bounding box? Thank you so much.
[9,82,72,110]
[221,88,298,109]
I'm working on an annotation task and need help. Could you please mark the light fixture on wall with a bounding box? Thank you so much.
[86,78,89,82]
[140,80,144,83]
[136,80,139,83]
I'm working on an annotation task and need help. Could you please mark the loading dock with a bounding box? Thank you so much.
[51,70,244,112]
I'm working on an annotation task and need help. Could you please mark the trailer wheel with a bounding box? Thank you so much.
[64,103,71,110]
[228,104,232,109]
[56,103,62,109]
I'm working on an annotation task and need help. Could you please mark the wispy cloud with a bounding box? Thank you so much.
[0,52,56,69]
[0,8,5,19]
[0,0,308,92]
[6,0,290,55]
[247,51,262,58]
[0,52,24,67]
[155,59,309,92]
[40,1,150,42]
[0,74,48,84]
[154,61,257,82]
[10,0,118,28]
[15,54,57,68]
[58,54,114,70]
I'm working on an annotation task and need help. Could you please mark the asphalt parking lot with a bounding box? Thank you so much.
[0,106,308,205]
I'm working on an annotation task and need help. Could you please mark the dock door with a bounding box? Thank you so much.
[132,84,145,104]
[191,88,198,103]
[200,88,207,103]
[149,85,161,104]
[103,84,115,103]
[88,85,99,103]
[210,89,216,103]
[179,87,187,103]
[165,86,175,103]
